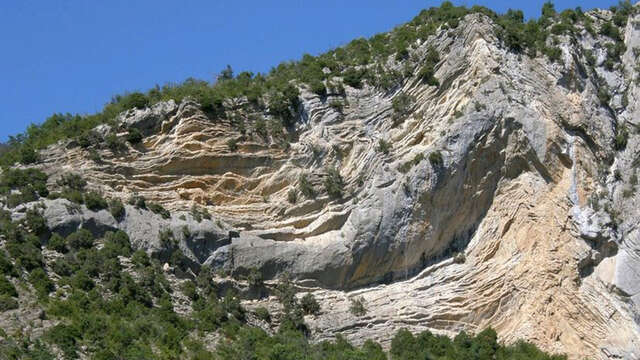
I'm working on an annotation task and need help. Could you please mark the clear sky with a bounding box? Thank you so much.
[0,0,622,141]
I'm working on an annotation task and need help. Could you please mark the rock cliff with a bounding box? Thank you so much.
[4,5,640,359]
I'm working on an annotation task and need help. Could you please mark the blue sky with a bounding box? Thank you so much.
[0,0,621,141]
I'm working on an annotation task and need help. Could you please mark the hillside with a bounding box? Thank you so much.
[1,2,640,359]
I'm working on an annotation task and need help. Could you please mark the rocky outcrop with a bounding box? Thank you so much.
[16,8,640,359]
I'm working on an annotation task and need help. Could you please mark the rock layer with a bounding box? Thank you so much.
[15,9,640,359]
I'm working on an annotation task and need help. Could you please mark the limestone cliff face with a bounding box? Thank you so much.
[19,9,640,359]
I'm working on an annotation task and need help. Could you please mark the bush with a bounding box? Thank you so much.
[309,79,327,96]
[48,233,67,253]
[126,128,144,144]
[120,92,150,110]
[342,68,366,89]
[18,146,39,165]
[132,250,151,268]
[287,188,298,204]
[105,134,127,153]
[429,151,444,167]
[84,192,108,211]
[615,126,629,151]
[148,202,171,219]
[227,138,238,152]
[67,229,94,250]
[181,281,198,301]
[0,275,17,298]
[29,268,54,299]
[298,174,316,199]
[324,167,344,199]
[300,293,320,315]
[377,139,392,155]
[0,295,18,312]
[57,173,86,191]
[418,46,440,86]
[25,209,48,236]
[128,195,147,209]
[71,270,94,291]
[349,296,367,316]
[254,307,271,322]
[109,198,125,219]
[0,252,16,277]
[392,92,415,122]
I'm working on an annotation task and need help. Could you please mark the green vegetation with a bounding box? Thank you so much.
[126,127,144,144]
[109,198,125,220]
[377,139,392,155]
[287,188,298,204]
[350,296,367,317]
[429,151,444,167]
[84,191,108,211]
[190,205,212,222]
[324,167,345,199]
[615,125,629,151]
[399,153,425,173]
[392,92,415,123]
[0,168,49,208]
[298,174,316,199]
[300,292,321,316]
[148,202,171,219]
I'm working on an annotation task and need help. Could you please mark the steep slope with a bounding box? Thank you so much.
[3,3,640,359]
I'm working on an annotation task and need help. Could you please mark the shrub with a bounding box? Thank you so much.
[300,293,320,315]
[126,128,143,144]
[254,307,271,322]
[600,21,621,41]
[25,209,48,236]
[159,229,176,248]
[247,268,263,288]
[0,295,18,312]
[84,192,108,211]
[342,68,366,89]
[324,167,344,199]
[418,46,440,85]
[71,270,94,291]
[48,233,67,253]
[181,281,198,301]
[298,174,316,199]
[598,86,611,106]
[309,79,327,96]
[109,198,125,219]
[19,146,39,165]
[148,203,171,219]
[377,139,392,155]
[287,188,298,204]
[67,229,94,250]
[429,151,443,167]
[329,100,345,113]
[227,138,238,152]
[6,237,43,271]
[57,173,86,191]
[128,195,147,209]
[392,92,415,121]
[0,275,17,298]
[29,268,54,299]
[52,258,73,277]
[615,126,629,151]
[105,134,127,153]
[121,92,149,110]
[0,252,16,277]
[349,296,367,316]
[132,250,151,268]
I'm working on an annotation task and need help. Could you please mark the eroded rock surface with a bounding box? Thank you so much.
[13,9,640,359]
